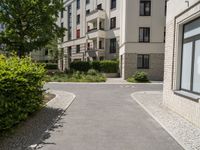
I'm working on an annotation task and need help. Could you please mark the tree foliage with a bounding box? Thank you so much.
[0,0,65,57]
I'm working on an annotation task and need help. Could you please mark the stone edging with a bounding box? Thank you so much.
[131,91,187,150]
[28,90,76,150]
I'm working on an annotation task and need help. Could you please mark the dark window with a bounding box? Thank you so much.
[86,0,90,5]
[77,15,80,25]
[86,9,90,15]
[140,0,151,16]
[111,0,116,9]
[180,18,200,94]
[76,45,80,53]
[137,54,149,69]
[164,27,166,42]
[110,38,117,53]
[68,5,72,40]
[61,22,64,42]
[76,29,80,38]
[77,0,80,9]
[97,4,102,10]
[139,27,150,42]
[165,0,167,16]
[110,17,116,29]
[45,49,48,56]
[61,10,64,18]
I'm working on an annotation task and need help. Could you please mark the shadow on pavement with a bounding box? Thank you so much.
[0,107,65,150]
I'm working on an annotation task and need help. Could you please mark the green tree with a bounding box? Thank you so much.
[0,0,65,57]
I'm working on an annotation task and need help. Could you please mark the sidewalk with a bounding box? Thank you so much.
[131,91,200,150]
[0,90,75,150]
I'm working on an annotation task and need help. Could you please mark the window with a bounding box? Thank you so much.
[110,38,117,53]
[97,4,102,10]
[61,10,64,18]
[140,0,151,16]
[139,27,150,42]
[77,0,80,9]
[76,29,80,38]
[61,22,64,42]
[111,0,116,9]
[137,54,149,69]
[76,45,80,53]
[165,0,167,16]
[77,15,80,25]
[86,0,90,5]
[110,17,116,29]
[180,18,200,94]
[86,9,90,15]
[68,5,72,40]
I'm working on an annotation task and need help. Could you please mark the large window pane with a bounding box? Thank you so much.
[184,18,200,39]
[193,40,200,93]
[181,42,193,90]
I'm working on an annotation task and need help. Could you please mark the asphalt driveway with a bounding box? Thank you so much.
[37,83,183,150]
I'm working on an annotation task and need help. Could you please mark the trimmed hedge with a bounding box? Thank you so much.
[45,63,58,70]
[70,60,119,73]
[100,60,119,73]
[70,61,91,72]
[0,55,46,131]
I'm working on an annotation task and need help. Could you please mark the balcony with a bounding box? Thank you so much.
[87,28,106,39]
[86,48,105,58]
[86,9,106,22]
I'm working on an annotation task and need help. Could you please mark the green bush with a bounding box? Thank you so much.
[133,71,149,82]
[87,69,98,76]
[70,61,91,72]
[69,60,119,73]
[100,60,119,73]
[45,63,58,70]
[0,55,46,131]
[91,61,101,72]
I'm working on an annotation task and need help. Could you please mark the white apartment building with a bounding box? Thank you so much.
[58,0,120,71]
[58,0,166,81]
[120,0,166,80]
[164,0,200,127]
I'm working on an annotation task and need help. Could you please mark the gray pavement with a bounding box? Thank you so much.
[35,83,183,150]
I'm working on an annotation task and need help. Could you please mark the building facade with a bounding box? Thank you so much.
[119,0,166,80]
[58,0,166,81]
[58,0,120,71]
[163,0,200,127]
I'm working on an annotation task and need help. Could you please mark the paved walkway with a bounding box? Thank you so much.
[132,91,200,150]
[35,83,183,150]
[0,90,75,150]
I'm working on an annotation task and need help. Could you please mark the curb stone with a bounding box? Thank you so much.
[131,91,200,150]
[27,90,76,150]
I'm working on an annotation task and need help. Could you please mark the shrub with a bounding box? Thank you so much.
[0,55,46,131]
[45,63,58,70]
[91,61,101,72]
[133,71,149,82]
[70,61,91,72]
[87,69,98,76]
[100,60,119,73]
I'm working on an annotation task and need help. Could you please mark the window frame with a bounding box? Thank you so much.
[76,45,80,53]
[110,38,117,53]
[139,27,150,43]
[111,0,116,10]
[137,54,150,69]
[140,0,151,16]
[110,17,116,29]
[180,18,200,95]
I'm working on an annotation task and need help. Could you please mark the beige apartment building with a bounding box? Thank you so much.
[120,0,166,80]
[58,0,120,71]
[58,0,166,81]
[163,0,200,127]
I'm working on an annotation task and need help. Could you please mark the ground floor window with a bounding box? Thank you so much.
[181,18,200,94]
[137,54,149,69]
